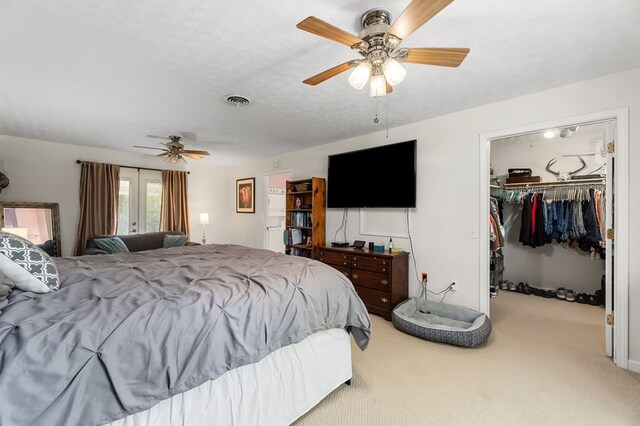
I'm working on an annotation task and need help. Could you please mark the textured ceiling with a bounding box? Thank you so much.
[1,0,639,165]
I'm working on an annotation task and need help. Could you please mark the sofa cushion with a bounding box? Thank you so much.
[0,232,59,293]
[94,237,130,254]
[84,231,186,254]
[163,234,189,248]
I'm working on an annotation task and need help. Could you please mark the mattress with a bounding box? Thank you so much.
[108,328,351,426]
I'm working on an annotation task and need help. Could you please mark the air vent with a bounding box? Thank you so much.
[223,94,252,107]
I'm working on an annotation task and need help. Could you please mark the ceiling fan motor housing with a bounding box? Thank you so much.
[354,9,404,68]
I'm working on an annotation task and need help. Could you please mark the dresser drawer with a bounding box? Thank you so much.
[354,286,390,311]
[330,264,350,278]
[351,269,390,292]
[350,256,390,274]
[317,250,350,267]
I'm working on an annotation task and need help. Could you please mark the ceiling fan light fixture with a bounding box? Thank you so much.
[348,61,371,90]
[382,58,406,86]
[369,73,387,97]
[543,130,555,139]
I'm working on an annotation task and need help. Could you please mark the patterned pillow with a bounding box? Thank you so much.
[163,234,189,248]
[0,232,59,293]
[94,237,130,254]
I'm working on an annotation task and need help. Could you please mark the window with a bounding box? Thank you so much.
[117,169,162,235]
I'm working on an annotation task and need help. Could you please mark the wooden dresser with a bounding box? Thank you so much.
[315,246,409,321]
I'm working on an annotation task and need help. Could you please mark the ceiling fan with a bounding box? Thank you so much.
[297,0,470,97]
[134,135,210,164]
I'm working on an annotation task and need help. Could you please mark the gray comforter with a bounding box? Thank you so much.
[0,244,371,425]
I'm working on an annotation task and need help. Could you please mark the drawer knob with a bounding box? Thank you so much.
[381,297,388,303]
[352,273,359,279]
[381,279,388,285]
[343,262,347,266]
[382,268,386,272]
[353,263,357,267]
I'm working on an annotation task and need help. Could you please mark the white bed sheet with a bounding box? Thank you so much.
[107,328,351,426]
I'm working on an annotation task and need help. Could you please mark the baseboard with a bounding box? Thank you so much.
[628,360,640,373]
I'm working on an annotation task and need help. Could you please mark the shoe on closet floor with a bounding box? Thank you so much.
[500,280,509,290]
[576,293,588,304]
[556,287,567,300]
[587,294,601,306]
[542,290,556,299]
[516,282,524,293]
[523,283,533,295]
[508,281,517,291]
[565,290,576,302]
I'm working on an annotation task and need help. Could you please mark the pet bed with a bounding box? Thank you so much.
[392,298,491,347]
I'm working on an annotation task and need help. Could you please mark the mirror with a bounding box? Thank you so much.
[0,201,61,257]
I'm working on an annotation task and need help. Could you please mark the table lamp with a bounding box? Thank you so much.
[199,213,209,244]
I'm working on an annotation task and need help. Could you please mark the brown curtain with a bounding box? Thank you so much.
[160,170,190,235]
[73,162,120,255]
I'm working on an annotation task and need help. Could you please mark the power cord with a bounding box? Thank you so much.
[333,208,348,242]
[406,209,455,302]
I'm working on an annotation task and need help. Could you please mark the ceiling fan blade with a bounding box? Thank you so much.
[146,135,169,140]
[303,62,353,86]
[133,145,167,151]
[297,17,363,47]
[404,47,470,67]
[156,152,169,157]
[182,149,210,156]
[387,0,455,41]
[182,152,205,160]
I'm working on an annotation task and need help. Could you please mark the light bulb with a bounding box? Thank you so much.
[382,58,406,86]
[369,73,387,97]
[543,130,555,139]
[348,61,371,90]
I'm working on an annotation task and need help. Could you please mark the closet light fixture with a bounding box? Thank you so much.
[543,130,555,139]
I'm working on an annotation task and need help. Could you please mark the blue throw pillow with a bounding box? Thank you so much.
[94,237,129,254]
[163,234,189,248]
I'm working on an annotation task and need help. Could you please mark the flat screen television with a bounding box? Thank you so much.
[327,140,416,208]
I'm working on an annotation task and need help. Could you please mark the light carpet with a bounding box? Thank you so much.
[295,291,640,425]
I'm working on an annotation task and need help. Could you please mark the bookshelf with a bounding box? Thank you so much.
[285,177,326,257]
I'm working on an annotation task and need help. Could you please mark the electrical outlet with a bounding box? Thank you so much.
[421,272,428,282]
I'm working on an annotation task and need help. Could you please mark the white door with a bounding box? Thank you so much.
[118,168,162,235]
[264,170,293,252]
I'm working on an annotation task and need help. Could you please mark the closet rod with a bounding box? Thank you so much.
[75,160,190,174]
[502,178,604,190]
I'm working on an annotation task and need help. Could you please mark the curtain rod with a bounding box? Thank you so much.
[75,160,190,174]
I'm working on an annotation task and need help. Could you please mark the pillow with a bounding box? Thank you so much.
[94,237,130,254]
[0,232,59,293]
[163,234,189,248]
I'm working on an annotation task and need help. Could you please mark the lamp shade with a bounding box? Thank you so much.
[348,61,371,90]
[369,73,387,97]
[382,58,406,86]
[199,213,209,225]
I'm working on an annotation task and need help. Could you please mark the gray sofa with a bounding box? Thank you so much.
[83,231,198,255]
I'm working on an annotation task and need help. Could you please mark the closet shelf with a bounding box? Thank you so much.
[502,178,605,190]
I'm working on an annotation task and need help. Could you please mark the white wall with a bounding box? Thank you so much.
[1,68,638,367]
[491,128,607,293]
[226,68,640,367]
[0,136,233,255]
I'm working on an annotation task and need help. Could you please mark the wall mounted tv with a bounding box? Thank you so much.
[327,140,416,208]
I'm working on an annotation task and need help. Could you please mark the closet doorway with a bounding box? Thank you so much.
[479,109,629,369]
[263,169,293,253]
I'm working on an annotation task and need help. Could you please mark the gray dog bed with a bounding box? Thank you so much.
[392,297,491,347]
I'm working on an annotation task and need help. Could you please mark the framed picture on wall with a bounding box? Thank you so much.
[236,177,255,213]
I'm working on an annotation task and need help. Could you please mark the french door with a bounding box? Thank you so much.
[118,168,162,235]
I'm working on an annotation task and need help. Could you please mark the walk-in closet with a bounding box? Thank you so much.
[488,120,614,356]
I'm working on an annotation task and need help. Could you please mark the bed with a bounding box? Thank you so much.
[0,243,371,425]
